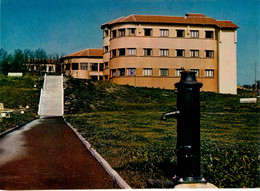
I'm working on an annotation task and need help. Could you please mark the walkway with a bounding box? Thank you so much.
[0,117,120,190]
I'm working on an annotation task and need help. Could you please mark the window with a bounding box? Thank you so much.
[190,50,199,57]
[160,49,169,56]
[118,29,126,37]
[144,28,152,36]
[127,48,136,55]
[143,48,152,56]
[104,75,108,81]
[104,46,108,53]
[99,63,104,71]
[205,50,214,58]
[118,48,126,56]
[90,63,98,71]
[65,64,70,70]
[143,68,152,76]
[104,30,109,37]
[159,69,169,76]
[80,63,88,70]
[49,66,54,71]
[99,76,103,81]
[91,76,98,81]
[104,62,108,69]
[127,68,136,76]
[111,49,117,58]
[176,49,185,57]
[190,69,199,77]
[175,68,185,76]
[118,68,125,76]
[112,30,117,38]
[177,30,185,37]
[127,28,136,36]
[72,63,79,70]
[160,29,169,37]
[111,69,116,77]
[190,30,199,38]
[205,69,214,77]
[205,31,214,38]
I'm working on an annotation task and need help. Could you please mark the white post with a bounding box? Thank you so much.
[61,74,64,116]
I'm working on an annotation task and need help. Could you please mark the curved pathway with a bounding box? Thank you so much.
[0,117,119,190]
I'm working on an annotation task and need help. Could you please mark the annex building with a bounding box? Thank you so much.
[61,13,238,94]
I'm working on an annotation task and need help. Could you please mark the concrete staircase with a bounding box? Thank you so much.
[38,75,64,117]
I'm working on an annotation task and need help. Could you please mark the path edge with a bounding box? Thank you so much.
[63,117,132,189]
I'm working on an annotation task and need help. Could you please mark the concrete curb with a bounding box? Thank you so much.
[63,117,132,189]
[0,117,39,138]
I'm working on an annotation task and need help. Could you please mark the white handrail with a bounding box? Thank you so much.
[43,73,47,90]
[61,74,64,116]
[38,88,43,116]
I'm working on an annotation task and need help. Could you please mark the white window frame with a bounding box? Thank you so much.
[127,28,136,36]
[80,63,88,70]
[205,69,214,77]
[111,69,116,77]
[191,69,199,77]
[143,68,153,76]
[118,29,126,37]
[159,69,169,76]
[190,30,199,38]
[159,49,169,56]
[143,48,152,56]
[175,69,184,76]
[205,50,214,58]
[127,48,136,55]
[160,29,169,37]
[190,50,199,57]
[127,68,136,76]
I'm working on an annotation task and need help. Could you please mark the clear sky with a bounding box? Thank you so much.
[1,0,259,85]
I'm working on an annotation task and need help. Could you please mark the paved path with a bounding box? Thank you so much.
[0,117,119,190]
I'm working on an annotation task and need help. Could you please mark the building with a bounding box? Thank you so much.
[26,59,58,74]
[60,49,104,81]
[101,13,238,94]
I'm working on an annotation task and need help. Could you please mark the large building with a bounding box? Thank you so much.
[60,49,104,81]
[101,13,238,94]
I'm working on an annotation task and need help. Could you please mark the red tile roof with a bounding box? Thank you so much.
[101,13,238,29]
[62,49,103,59]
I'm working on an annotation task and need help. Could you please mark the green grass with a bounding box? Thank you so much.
[0,74,42,133]
[64,78,259,188]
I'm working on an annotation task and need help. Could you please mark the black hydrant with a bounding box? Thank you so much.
[162,71,206,184]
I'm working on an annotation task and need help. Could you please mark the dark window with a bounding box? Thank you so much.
[91,63,98,71]
[104,46,108,53]
[205,50,214,58]
[128,28,136,36]
[176,49,184,57]
[80,63,88,70]
[104,30,109,37]
[99,76,103,81]
[144,29,152,36]
[177,30,185,37]
[144,48,152,56]
[118,29,126,36]
[91,76,98,81]
[111,49,117,58]
[118,68,125,76]
[112,30,117,38]
[118,48,125,56]
[205,31,214,38]
[72,63,79,70]
[104,62,109,69]
[65,64,70,70]
[99,63,104,71]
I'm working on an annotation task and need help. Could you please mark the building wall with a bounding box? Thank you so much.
[218,29,237,94]
[103,23,219,92]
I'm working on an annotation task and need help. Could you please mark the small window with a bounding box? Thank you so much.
[111,49,117,58]
[90,63,98,71]
[127,48,136,55]
[111,69,116,77]
[104,46,108,53]
[144,28,152,36]
[49,66,54,71]
[176,30,185,37]
[99,63,104,71]
[80,63,88,70]
[127,68,136,76]
[65,64,70,70]
[159,69,169,76]
[190,50,199,57]
[176,49,185,57]
[205,50,214,58]
[205,69,214,77]
[190,30,199,38]
[160,29,169,37]
[143,68,152,76]
[118,29,126,37]
[190,69,199,77]
[205,31,214,38]
[175,68,185,76]
[118,48,126,56]
[104,62,109,69]
[118,68,125,76]
[160,49,169,56]
[72,63,79,70]
[143,48,152,56]
[127,28,136,36]
[104,30,109,37]
[112,30,117,38]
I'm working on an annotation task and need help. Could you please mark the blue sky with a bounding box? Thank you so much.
[1,0,259,85]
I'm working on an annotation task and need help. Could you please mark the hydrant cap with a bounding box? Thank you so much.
[174,71,203,88]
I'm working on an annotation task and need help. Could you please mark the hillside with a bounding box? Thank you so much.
[64,77,259,188]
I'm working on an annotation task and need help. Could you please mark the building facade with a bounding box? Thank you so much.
[101,13,238,94]
[26,59,58,74]
[60,49,104,81]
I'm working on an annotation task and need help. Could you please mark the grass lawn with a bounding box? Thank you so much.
[0,75,43,133]
[64,78,259,188]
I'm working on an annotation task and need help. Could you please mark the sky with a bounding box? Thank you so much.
[0,0,259,85]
